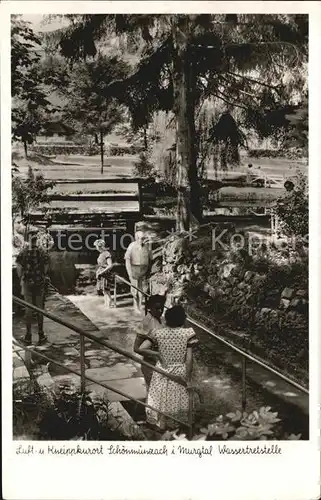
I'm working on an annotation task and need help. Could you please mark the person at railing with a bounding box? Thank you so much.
[94,239,114,308]
[125,230,152,312]
[16,228,50,345]
[138,305,198,430]
[134,294,166,388]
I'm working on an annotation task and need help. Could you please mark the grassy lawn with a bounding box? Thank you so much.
[52,183,138,194]
[13,152,137,180]
[13,150,306,215]
[241,155,307,175]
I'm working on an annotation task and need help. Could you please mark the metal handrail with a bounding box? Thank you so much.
[12,340,189,430]
[12,295,193,436]
[12,296,186,387]
[13,266,309,437]
[115,274,309,397]
[186,315,309,395]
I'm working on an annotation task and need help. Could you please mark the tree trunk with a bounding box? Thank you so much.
[171,16,202,232]
[143,126,148,151]
[100,130,104,175]
[23,140,28,158]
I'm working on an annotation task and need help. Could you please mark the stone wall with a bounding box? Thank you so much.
[201,263,308,335]
[158,234,308,340]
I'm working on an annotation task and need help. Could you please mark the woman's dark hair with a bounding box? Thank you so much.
[165,305,186,328]
[146,294,166,309]
[284,180,294,192]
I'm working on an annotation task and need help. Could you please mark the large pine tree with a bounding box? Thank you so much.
[51,14,307,230]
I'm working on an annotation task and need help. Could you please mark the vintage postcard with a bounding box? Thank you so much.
[1,1,320,499]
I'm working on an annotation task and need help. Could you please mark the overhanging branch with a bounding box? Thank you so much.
[192,40,300,67]
[225,71,282,91]
[210,91,248,110]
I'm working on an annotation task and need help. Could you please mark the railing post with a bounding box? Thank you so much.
[80,334,86,393]
[188,390,193,440]
[241,356,247,411]
[113,274,117,307]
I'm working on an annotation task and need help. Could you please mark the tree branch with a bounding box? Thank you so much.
[226,41,300,65]
[210,91,248,110]
[219,74,259,99]
[225,71,282,91]
[192,40,300,66]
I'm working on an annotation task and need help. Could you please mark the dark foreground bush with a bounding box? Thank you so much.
[13,382,126,440]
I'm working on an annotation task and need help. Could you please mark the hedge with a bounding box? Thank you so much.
[31,144,144,157]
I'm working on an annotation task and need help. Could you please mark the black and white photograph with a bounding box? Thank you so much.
[10,11,311,446]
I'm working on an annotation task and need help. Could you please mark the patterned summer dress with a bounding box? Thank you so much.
[146,327,199,430]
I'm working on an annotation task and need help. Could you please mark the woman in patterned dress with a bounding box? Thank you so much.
[93,239,114,308]
[138,305,198,430]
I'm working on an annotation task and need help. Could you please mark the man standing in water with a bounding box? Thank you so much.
[125,230,152,311]
[16,228,50,345]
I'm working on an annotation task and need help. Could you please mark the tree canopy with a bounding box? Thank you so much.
[54,14,307,135]
[42,14,308,228]
[11,15,56,156]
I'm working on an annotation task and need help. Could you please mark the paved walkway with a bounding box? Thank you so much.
[13,293,146,404]
[12,291,309,437]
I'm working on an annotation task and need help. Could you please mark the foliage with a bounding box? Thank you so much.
[12,166,55,222]
[13,382,49,439]
[117,121,161,150]
[39,383,110,440]
[11,16,55,156]
[109,144,143,156]
[273,173,308,237]
[50,14,307,228]
[13,381,125,440]
[248,148,305,159]
[162,228,308,380]
[60,54,130,172]
[132,152,157,178]
[31,143,88,156]
[162,406,302,441]
[54,14,308,125]
[282,97,308,154]
[208,112,246,168]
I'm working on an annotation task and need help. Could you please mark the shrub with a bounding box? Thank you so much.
[13,381,125,440]
[31,144,89,156]
[273,173,308,237]
[162,407,302,441]
[12,166,55,223]
[132,152,157,178]
[248,149,305,159]
[110,144,144,156]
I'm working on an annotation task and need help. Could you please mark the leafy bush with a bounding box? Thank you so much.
[248,149,305,159]
[133,152,157,178]
[39,383,111,440]
[110,144,143,156]
[162,407,301,441]
[31,144,89,156]
[273,173,308,237]
[13,382,125,440]
[12,166,55,223]
[167,229,308,380]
